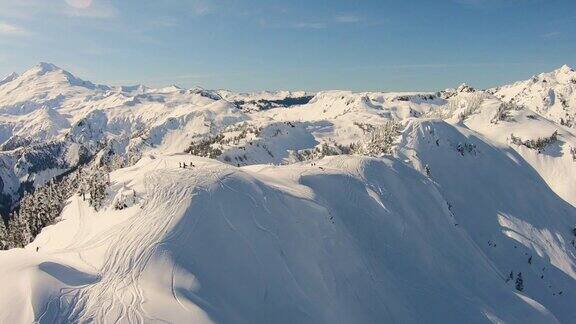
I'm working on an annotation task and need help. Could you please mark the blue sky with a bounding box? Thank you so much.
[0,0,574,91]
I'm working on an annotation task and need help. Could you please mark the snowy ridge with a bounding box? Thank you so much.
[492,65,576,127]
[0,72,19,87]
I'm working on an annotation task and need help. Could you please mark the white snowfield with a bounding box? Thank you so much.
[0,155,565,323]
[0,63,576,323]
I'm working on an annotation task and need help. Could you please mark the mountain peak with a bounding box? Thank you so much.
[16,62,109,91]
[542,64,575,84]
[19,62,67,80]
[33,62,62,74]
[155,84,183,93]
[456,83,475,93]
[558,64,574,73]
[0,72,19,86]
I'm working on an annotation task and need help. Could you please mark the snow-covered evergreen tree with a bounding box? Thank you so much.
[362,121,401,156]
[17,180,68,237]
[0,220,8,250]
[510,131,558,153]
[85,167,110,211]
[7,212,33,248]
[77,167,88,201]
[0,171,79,249]
[113,189,137,210]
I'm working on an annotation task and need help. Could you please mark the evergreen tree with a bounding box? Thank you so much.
[0,219,8,250]
[86,168,110,211]
[515,272,524,292]
[7,212,32,248]
[16,180,68,237]
[78,169,87,201]
[2,172,78,249]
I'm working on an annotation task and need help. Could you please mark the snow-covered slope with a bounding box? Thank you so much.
[428,89,576,207]
[400,119,576,321]
[1,63,576,323]
[0,154,562,323]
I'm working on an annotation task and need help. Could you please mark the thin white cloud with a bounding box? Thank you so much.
[337,62,538,73]
[79,44,111,56]
[151,17,179,28]
[451,0,508,5]
[292,22,327,29]
[0,22,30,36]
[335,15,362,24]
[452,0,536,7]
[190,0,215,16]
[62,1,118,19]
[0,0,118,20]
[65,0,93,9]
[153,0,218,17]
[542,31,561,38]
[110,72,217,87]
[453,0,485,4]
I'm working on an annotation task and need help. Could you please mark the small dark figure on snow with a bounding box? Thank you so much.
[424,164,431,177]
[505,271,513,283]
[528,256,532,264]
[457,144,465,156]
[515,272,524,292]
[36,247,39,252]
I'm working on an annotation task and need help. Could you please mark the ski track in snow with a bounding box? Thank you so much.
[50,168,205,323]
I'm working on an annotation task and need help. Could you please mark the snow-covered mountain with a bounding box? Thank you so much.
[0,63,446,210]
[491,65,576,127]
[1,63,576,323]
